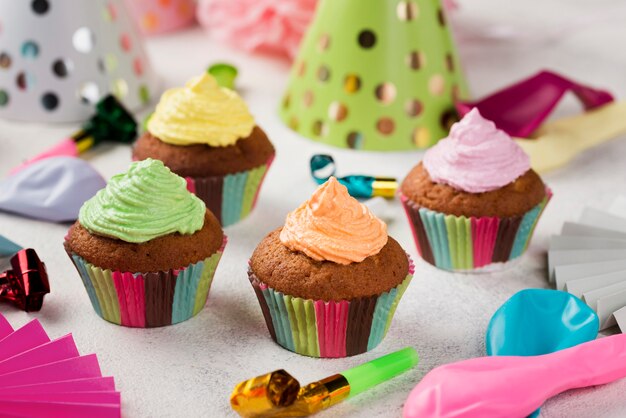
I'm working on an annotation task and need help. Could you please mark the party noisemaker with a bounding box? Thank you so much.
[10,95,137,175]
[231,347,418,417]
[279,0,468,151]
[310,154,397,198]
[0,0,158,122]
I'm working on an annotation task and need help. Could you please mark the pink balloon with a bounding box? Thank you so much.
[404,334,626,418]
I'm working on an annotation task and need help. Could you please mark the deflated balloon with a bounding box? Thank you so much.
[0,157,106,222]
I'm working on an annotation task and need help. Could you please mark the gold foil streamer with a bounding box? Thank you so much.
[231,371,350,418]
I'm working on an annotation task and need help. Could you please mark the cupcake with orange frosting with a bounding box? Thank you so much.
[400,109,551,271]
[133,73,275,226]
[249,177,414,358]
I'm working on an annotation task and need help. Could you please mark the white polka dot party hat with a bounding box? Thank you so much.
[279,0,469,151]
[0,0,158,123]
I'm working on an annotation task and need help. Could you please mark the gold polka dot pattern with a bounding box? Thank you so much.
[278,0,468,150]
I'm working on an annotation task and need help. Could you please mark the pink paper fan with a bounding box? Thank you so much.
[0,314,120,418]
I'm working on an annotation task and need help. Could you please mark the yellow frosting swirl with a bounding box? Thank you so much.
[280,177,388,265]
[147,73,254,147]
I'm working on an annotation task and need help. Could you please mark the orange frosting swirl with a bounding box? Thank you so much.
[279,177,388,265]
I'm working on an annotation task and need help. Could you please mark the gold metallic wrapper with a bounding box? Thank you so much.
[371,178,398,198]
[231,371,350,417]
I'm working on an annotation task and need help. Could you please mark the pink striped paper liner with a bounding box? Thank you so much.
[314,300,350,358]
[471,217,500,267]
[113,271,146,328]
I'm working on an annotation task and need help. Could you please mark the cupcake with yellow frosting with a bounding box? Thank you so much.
[249,177,414,358]
[133,73,275,227]
[64,159,226,328]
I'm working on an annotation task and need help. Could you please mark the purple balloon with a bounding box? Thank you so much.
[0,157,106,222]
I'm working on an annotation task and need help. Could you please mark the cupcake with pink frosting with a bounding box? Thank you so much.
[249,177,414,358]
[400,109,551,271]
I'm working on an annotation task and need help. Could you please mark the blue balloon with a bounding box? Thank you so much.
[487,289,599,418]
[487,289,599,357]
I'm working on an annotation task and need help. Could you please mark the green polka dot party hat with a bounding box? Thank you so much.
[279,0,469,151]
[0,0,157,122]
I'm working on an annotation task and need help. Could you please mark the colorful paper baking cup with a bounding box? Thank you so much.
[66,237,226,328]
[186,157,274,227]
[248,255,414,358]
[400,190,551,271]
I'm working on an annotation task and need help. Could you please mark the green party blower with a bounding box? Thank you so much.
[230,347,418,417]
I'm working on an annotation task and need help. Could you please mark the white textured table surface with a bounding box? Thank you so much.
[2,1,626,417]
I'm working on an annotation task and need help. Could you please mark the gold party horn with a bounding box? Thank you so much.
[371,178,399,199]
[230,347,418,418]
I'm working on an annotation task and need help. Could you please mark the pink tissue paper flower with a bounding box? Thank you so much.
[197,0,319,60]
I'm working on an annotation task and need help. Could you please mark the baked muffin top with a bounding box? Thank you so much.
[251,229,408,301]
[401,163,545,218]
[66,211,222,272]
[133,126,274,177]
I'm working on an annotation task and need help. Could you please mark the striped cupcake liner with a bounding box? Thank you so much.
[248,255,414,358]
[400,189,552,271]
[66,237,226,328]
[186,156,274,227]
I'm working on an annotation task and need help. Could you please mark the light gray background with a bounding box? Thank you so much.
[1,1,626,416]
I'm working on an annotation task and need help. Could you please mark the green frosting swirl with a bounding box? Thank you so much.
[79,159,206,243]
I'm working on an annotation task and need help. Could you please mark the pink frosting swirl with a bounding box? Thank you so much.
[280,177,388,265]
[423,108,530,193]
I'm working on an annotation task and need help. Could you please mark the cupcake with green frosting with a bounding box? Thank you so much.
[64,159,226,327]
